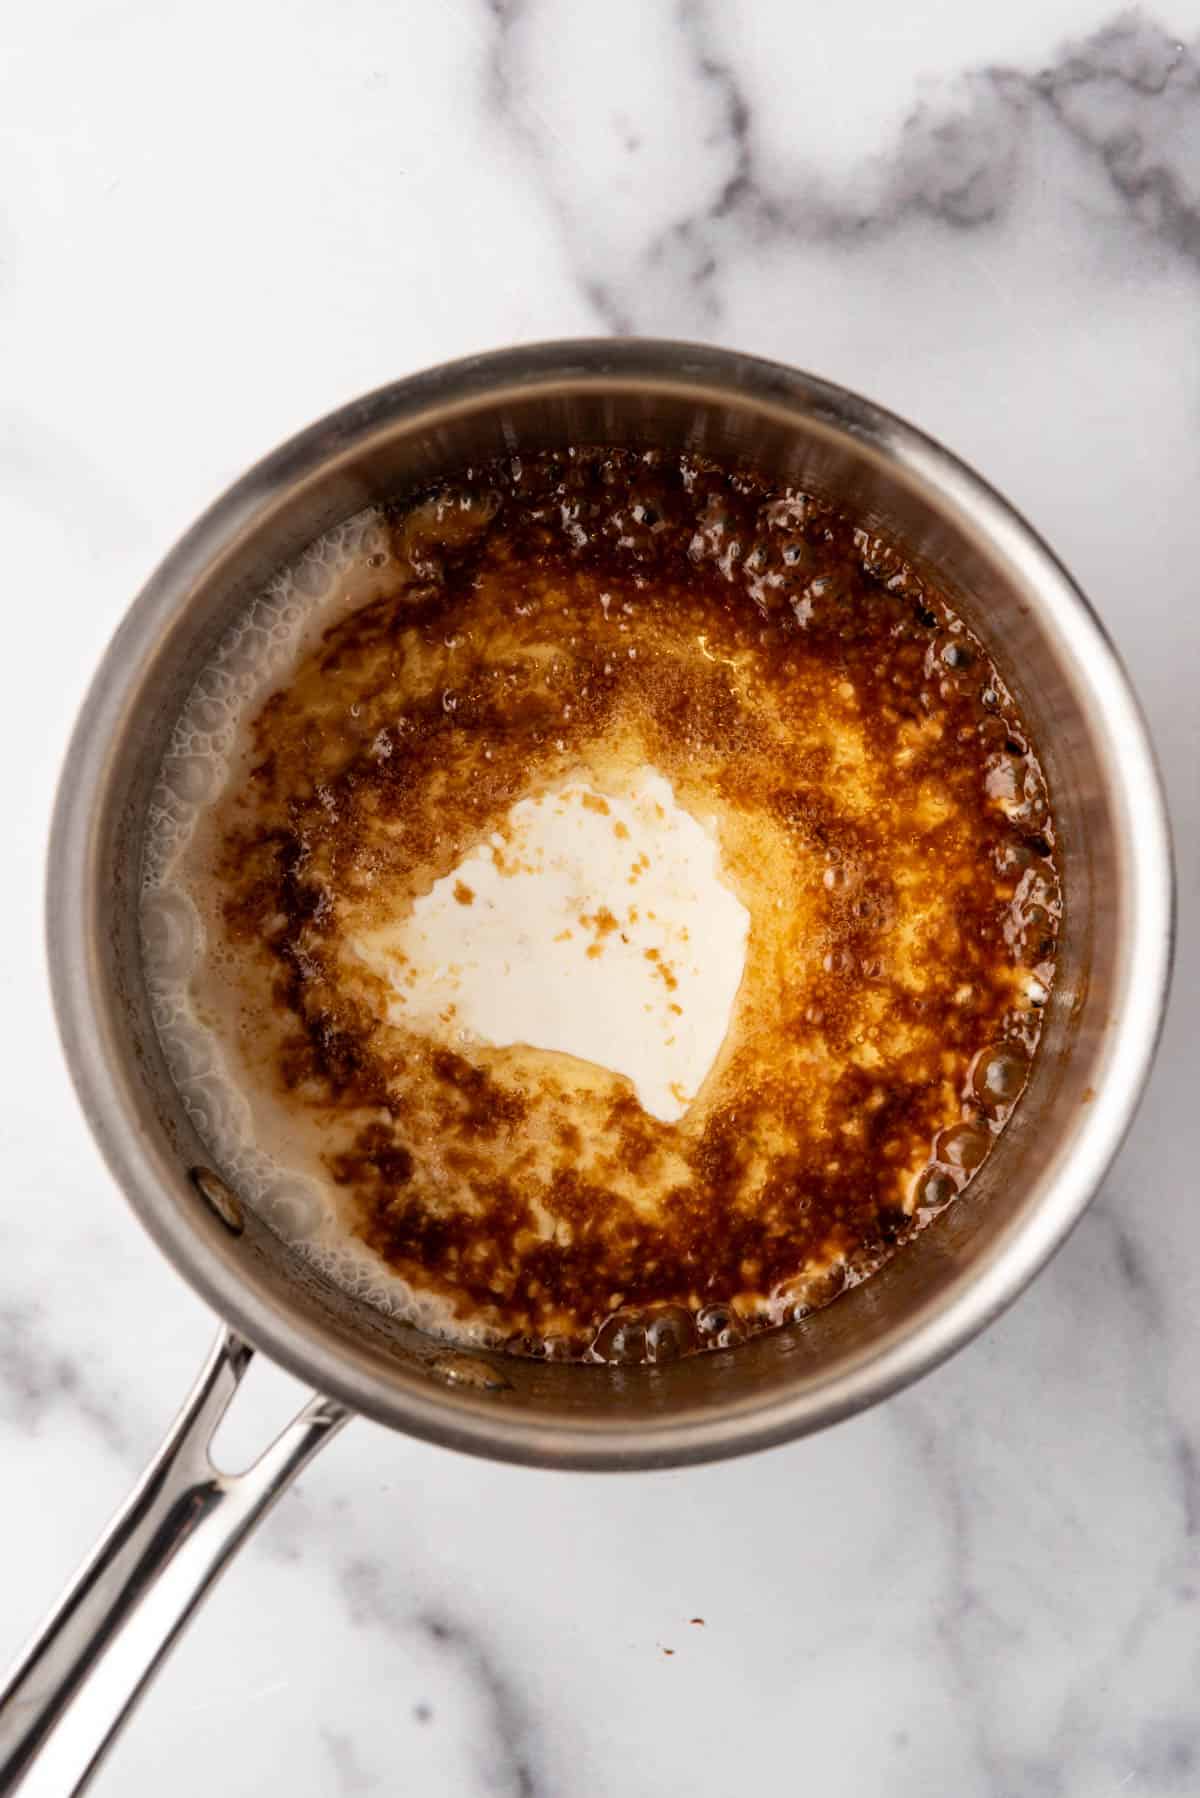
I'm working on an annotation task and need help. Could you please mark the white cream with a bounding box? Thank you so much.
[350,771,749,1122]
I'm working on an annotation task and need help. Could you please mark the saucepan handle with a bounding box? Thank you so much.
[0,1326,349,1795]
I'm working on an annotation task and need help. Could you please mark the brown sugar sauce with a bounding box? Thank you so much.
[182,449,1060,1363]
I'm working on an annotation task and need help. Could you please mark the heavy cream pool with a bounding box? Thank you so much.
[353,771,748,1125]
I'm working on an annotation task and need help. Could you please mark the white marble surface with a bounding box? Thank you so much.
[2,1,1199,1792]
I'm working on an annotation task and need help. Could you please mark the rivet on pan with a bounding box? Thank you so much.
[428,1353,512,1392]
[190,1166,245,1235]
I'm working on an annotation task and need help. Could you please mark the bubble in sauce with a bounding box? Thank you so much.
[695,1304,746,1350]
[770,1261,848,1323]
[935,1122,991,1172]
[590,1311,648,1365]
[258,1175,325,1242]
[644,1307,699,1363]
[971,1043,1029,1116]
[913,1164,960,1211]
[141,888,202,982]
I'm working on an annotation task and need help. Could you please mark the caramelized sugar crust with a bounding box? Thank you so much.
[199,450,1060,1359]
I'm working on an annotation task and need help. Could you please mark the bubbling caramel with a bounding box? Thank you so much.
[143,449,1060,1362]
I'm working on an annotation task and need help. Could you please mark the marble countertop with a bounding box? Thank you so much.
[3,2,1198,1792]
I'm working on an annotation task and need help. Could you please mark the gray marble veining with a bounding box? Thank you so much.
[337,1557,542,1797]
[0,1299,130,1460]
[487,9,1200,335]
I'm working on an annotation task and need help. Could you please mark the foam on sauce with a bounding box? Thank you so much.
[141,450,1060,1362]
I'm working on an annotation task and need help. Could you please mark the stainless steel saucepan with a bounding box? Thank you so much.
[0,341,1173,1794]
